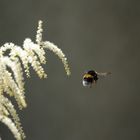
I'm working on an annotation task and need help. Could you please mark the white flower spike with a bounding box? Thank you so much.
[0,20,71,140]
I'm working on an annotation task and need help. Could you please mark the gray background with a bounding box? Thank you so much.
[0,0,140,140]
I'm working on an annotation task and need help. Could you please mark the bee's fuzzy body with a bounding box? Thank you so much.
[82,70,98,87]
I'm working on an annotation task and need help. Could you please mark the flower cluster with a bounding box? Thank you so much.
[0,20,71,140]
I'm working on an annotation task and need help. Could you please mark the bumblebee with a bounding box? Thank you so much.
[82,70,111,87]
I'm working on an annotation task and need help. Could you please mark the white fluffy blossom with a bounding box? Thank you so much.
[0,20,71,140]
[42,41,71,76]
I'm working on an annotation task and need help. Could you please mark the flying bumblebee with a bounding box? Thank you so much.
[82,70,111,87]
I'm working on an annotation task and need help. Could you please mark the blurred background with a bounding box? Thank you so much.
[0,0,140,140]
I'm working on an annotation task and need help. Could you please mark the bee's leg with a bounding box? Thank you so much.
[95,80,98,84]
[95,81,98,85]
[93,80,97,85]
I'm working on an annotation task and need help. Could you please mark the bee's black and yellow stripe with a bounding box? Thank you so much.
[83,73,93,79]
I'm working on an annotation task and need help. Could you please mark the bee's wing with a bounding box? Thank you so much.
[96,71,111,77]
